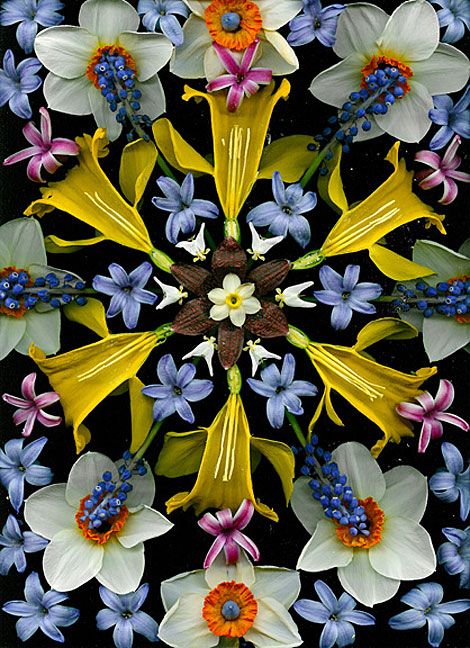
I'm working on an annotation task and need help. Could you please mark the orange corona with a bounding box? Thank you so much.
[86,46,138,89]
[335,497,385,549]
[202,580,258,637]
[205,0,262,51]
[361,55,413,98]
[76,495,129,544]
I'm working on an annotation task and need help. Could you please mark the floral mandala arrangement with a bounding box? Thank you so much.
[0,0,469,646]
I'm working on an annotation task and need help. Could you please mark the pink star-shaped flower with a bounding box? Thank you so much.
[206,39,272,112]
[3,107,79,183]
[415,134,470,205]
[2,372,62,438]
[397,379,469,453]
[198,499,260,568]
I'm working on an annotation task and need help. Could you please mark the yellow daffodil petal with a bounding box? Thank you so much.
[318,142,446,274]
[63,298,109,338]
[250,437,295,505]
[182,80,291,221]
[152,118,214,176]
[258,135,317,182]
[369,243,435,280]
[129,376,155,454]
[44,234,107,253]
[29,328,170,453]
[25,129,154,255]
[161,394,279,521]
[305,339,436,456]
[354,318,418,353]
[156,430,208,477]
[119,138,158,207]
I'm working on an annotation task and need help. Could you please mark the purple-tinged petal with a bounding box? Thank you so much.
[207,74,238,93]
[331,302,353,330]
[213,42,240,75]
[415,391,435,412]
[22,412,38,438]
[442,527,466,545]
[176,361,197,388]
[319,619,338,648]
[173,396,194,423]
[49,138,80,156]
[92,275,121,296]
[418,420,433,453]
[415,150,442,169]
[180,173,194,206]
[231,529,260,561]
[25,464,52,486]
[108,263,129,287]
[440,177,459,205]
[442,442,464,474]
[181,379,213,402]
[342,265,360,292]
[223,535,240,564]
[418,169,446,190]
[247,377,277,398]
[198,512,222,536]
[266,394,286,428]
[34,391,60,409]
[157,354,178,386]
[314,289,342,306]
[341,610,375,625]
[19,436,47,466]
[314,580,338,613]
[272,172,286,205]
[227,83,245,112]
[26,155,44,182]
[294,599,330,624]
[2,394,30,408]
[427,615,445,647]
[280,353,296,387]
[389,609,427,630]
[122,298,141,330]
[232,499,254,529]
[3,145,41,166]
[434,412,469,430]
[435,599,470,614]
[129,610,158,641]
[347,297,376,315]
[318,265,344,292]
[159,13,184,46]
[429,126,453,150]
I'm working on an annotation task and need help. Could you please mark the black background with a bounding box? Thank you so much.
[0,1,469,646]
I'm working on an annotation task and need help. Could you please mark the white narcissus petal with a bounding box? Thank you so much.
[338,550,400,607]
[117,506,173,548]
[182,0,209,18]
[309,53,364,108]
[204,45,226,82]
[223,273,241,292]
[374,80,433,143]
[0,237,10,267]
[117,32,173,81]
[332,442,386,501]
[16,309,61,357]
[251,568,300,608]
[79,0,139,42]
[125,461,155,510]
[245,597,302,647]
[291,476,325,535]
[43,73,93,115]
[88,86,123,142]
[97,537,144,594]
[24,484,74,539]
[170,15,211,79]
[380,466,428,522]
[333,3,389,58]
[260,31,299,74]
[34,27,98,78]
[297,519,353,571]
[0,218,47,266]
[423,316,470,362]
[205,550,256,589]
[412,43,470,95]
[160,570,208,612]
[65,453,118,507]
[368,516,436,580]
[230,306,246,327]
[412,240,470,283]
[158,594,217,648]
[136,75,166,122]
[0,317,26,361]
[257,0,303,30]
[43,528,103,591]
[378,0,439,62]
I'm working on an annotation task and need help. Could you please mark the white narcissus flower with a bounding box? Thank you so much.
[208,273,261,327]
[275,281,315,308]
[310,0,470,142]
[292,442,436,607]
[34,0,173,141]
[24,453,173,594]
[171,0,303,80]
[158,551,302,647]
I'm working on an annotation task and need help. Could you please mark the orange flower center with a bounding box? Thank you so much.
[86,46,138,89]
[202,581,258,638]
[0,266,33,318]
[76,495,129,545]
[335,497,384,549]
[361,55,413,98]
[449,276,470,324]
[205,0,263,51]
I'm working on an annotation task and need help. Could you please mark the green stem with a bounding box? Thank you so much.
[157,154,177,181]
[205,228,217,251]
[286,411,307,447]
[133,420,163,463]
[300,140,339,189]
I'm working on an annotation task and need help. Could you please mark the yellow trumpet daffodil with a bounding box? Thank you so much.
[287,319,437,457]
[29,324,174,454]
[155,366,295,521]
[24,130,173,272]
[293,143,446,280]
[152,80,317,236]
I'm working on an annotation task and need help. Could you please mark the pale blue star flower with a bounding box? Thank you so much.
[389,582,470,647]
[0,49,42,119]
[96,583,159,648]
[430,0,470,43]
[294,580,375,648]
[0,0,64,54]
[2,571,79,642]
[429,86,470,150]
[138,0,189,46]
[0,437,52,512]
[0,514,48,575]
[288,0,345,47]
[429,442,469,521]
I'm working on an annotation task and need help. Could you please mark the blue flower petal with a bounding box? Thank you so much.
[113,618,134,648]
[319,619,339,648]
[389,608,427,630]
[314,580,338,613]
[130,610,159,640]
[293,599,330,623]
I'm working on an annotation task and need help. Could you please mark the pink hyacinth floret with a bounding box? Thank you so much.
[206,39,272,113]
[415,135,470,205]
[3,107,79,183]
[198,498,260,568]
[2,372,62,438]
[396,379,469,453]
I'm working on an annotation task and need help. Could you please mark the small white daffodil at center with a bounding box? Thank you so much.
[24,452,173,594]
[208,273,261,327]
[275,281,315,308]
